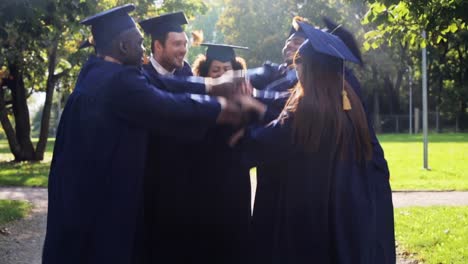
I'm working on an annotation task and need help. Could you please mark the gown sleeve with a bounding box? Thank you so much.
[236,118,296,168]
[106,67,221,140]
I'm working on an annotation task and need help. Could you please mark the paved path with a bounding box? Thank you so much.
[392,191,468,208]
[1,187,467,264]
[0,187,47,264]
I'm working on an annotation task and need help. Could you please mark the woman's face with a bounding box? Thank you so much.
[208,60,233,78]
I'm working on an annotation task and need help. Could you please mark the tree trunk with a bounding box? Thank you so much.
[8,64,35,161]
[371,65,382,133]
[374,90,381,133]
[383,75,395,114]
[394,69,404,114]
[0,81,22,159]
[35,37,59,160]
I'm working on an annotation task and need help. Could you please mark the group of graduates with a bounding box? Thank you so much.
[42,3,396,264]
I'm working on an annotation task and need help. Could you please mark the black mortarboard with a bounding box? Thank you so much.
[80,4,136,51]
[296,21,359,110]
[296,21,360,64]
[201,43,248,62]
[139,12,188,38]
[322,17,363,65]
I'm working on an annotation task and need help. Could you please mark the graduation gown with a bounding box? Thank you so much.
[186,126,251,264]
[250,65,395,264]
[346,69,395,263]
[142,62,252,263]
[239,116,377,264]
[248,62,299,260]
[140,62,199,263]
[42,55,221,264]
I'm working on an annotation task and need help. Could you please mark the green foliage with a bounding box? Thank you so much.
[217,0,297,67]
[360,0,468,130]
[0,0,208,159]
[395,206,468,264]
[186,0,225,63]
[0,0,208,94]
[216,0,368,67]
[378,133,468,190]
[0,200,32,226]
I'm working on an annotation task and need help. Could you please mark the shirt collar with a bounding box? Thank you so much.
[150,56,175,76]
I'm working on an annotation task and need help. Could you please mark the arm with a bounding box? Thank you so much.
[107,67,221,140]
[235,118,296,168]
[248,61,282,90]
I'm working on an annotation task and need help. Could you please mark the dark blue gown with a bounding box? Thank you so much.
[346,69,395,263]
[186,125,251,264]
[142,61,251,263]
[239,116,377,264]
[248,62,299,261]
[250,62,395,264]
[140,62,204,263]
[42,56,221,264]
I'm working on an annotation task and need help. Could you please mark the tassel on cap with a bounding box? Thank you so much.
[191,30,204,46]
[342,89,352,111]
[292,16,308,31]
[142,55,150,65]
[88,36,95,46]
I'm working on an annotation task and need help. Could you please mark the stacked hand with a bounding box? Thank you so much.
[215,94,266,128]
[206,70,252,97]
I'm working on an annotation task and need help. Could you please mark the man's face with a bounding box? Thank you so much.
[281,35,305,65]
[122,28,145,66]
[155,32,188,71]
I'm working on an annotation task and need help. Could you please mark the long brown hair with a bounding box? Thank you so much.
[282,52,371,161]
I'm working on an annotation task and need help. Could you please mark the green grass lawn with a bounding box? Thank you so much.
[395,206,468,264]
[0,139,54,187]
[378,133,468,190]
[0,133,467,190]
[0,199,32,226]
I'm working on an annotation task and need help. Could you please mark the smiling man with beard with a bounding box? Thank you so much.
[139,12,193,77]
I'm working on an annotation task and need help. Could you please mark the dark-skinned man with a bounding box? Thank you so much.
[42,5,258,264]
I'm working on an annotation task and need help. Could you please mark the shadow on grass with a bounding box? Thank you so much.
[0,161,49,187]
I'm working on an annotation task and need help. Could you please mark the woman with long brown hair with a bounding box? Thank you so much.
[235,22,378,263]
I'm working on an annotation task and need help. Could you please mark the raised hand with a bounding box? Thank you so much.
[206,70,251,98]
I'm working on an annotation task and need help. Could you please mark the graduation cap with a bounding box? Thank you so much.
[322,17,363,66]
[139,12,188,38]
[201,43,248,62]
[296,21,359,110]
[296,21,360,64]
[80,4,136,51]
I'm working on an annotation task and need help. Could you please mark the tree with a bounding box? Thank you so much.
[218,0,298,67]
[362,0,468,130]
[0,0,208,161]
